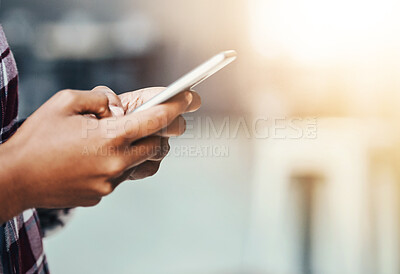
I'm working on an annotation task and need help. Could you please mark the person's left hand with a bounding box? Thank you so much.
[109,87,201,182]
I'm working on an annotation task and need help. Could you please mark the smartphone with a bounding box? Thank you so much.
[131,50,237,113]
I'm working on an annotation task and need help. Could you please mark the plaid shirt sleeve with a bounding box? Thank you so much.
[0,26,50,274]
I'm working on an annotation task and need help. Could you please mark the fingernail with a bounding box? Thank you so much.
[185,92,193,105]
[110,106,125,117]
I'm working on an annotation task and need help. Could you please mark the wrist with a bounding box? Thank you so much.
[0,140,31,223]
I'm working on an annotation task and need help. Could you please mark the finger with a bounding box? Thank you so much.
[109,160,161,186]
[128,161,161,180]
[148,137,170,160]
[156,116,186,137]
[108,136,163,186]
[92,86,125,117]
[119,88,199,114]
[59,89,111,118]
[115,91,193,143]
[186,91,201,113]
[121,136,162,168]
[120,87,165,113]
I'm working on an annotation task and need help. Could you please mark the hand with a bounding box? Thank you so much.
[115,87,201,181]
[0,86,194,222]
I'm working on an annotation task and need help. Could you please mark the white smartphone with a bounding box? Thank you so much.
[131,50,237,113]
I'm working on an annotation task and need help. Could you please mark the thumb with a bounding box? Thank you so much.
[92,86,125,117]
[67,89,112,119]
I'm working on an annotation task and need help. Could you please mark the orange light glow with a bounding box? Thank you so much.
[249,0,400,64]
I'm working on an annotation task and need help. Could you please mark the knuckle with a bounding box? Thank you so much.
[105,158,125,177]
[157,106,170,120]
[95,182,114,196]
[58,89,73,95]
[57,89,77,106]
[56,89,71,99]
[93,85,111,90]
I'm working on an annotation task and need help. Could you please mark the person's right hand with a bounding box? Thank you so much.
[0,87,193,219]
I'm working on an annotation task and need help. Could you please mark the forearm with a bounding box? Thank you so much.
[0,142,29,224]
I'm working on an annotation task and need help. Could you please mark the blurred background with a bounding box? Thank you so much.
[2,0,400,273]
